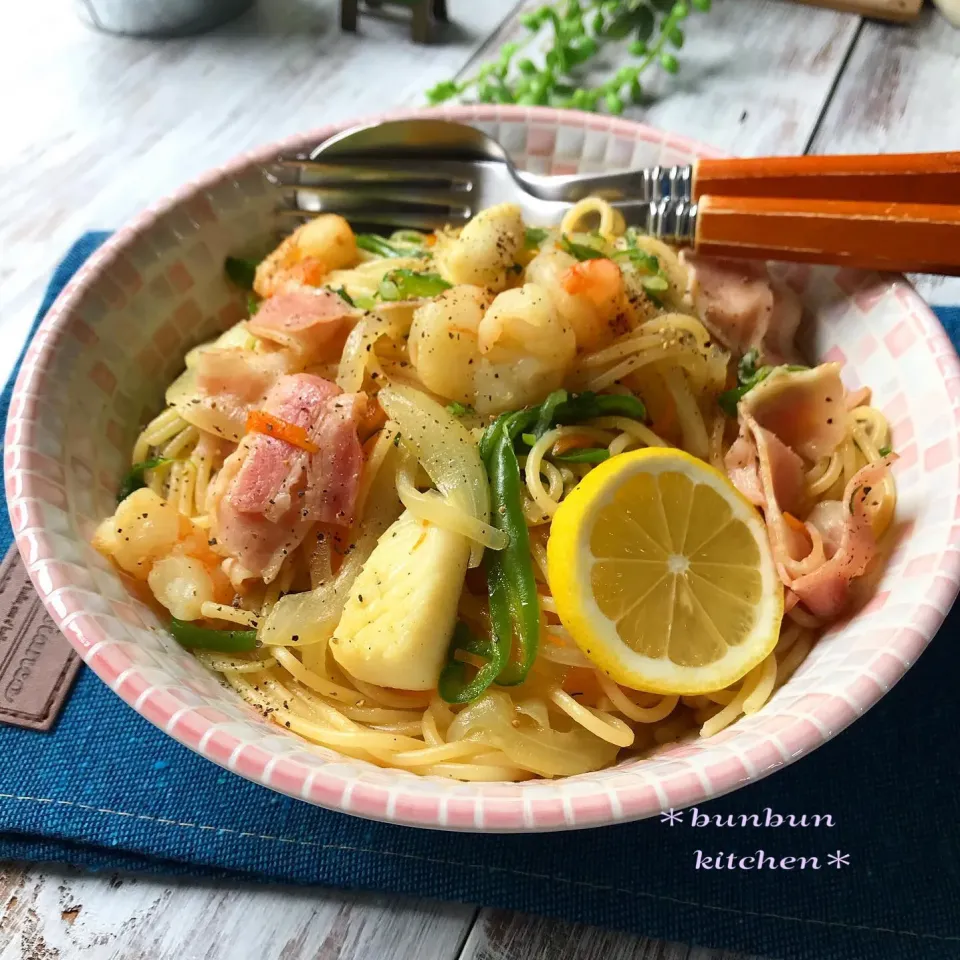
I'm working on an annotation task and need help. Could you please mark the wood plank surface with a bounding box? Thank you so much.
[0,0,521,390]
[457,910,762,960]
[808,3,960,306]
[794,0,921,22]
[0,862,477,960]
[480,0,861,158]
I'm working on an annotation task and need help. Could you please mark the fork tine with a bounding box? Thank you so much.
[276,187,471,231]
[287,185,473,212]
[269,160,473,192]
[276,207,464,232]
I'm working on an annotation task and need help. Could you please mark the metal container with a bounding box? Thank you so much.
[76,0,255,38]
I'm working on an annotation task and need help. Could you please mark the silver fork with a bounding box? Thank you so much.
[266,118,698,244]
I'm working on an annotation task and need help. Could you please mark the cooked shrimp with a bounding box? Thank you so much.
[254,214,359,298]
[474,283,576,414]
[525,247,635,352]
[436,203,524,292]
[408,285,489,405]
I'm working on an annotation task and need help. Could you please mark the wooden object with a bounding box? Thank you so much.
[810,2,960,303]
[693,152,960,203]
[793,0,922,21]
[695,196,960,273]
[342,0,449,43]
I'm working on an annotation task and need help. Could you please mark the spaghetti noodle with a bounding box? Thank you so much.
[93,199,896,781]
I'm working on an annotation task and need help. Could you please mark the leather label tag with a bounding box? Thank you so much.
[0,544,81,731]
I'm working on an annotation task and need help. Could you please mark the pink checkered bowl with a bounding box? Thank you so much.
[8,106,960,831]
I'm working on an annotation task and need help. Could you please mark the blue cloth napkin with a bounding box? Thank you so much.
[2,234,959,960]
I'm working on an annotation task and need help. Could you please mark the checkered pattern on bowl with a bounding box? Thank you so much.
[7,106,959,831]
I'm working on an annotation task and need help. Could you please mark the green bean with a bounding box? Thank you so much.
[169,619,258,653]
[553,447,610,463]
[486,426,540,686]
[438,622,506,704]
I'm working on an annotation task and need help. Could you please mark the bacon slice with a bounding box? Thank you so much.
[727,415,817,579]
[683,253,802,365]
[741,364,846,462]
[167,347,295,443]
[248,290,355,360]
[211,374,366,582]
[725,409,894,619]
[790,459,893,618]
[724,428,764,507]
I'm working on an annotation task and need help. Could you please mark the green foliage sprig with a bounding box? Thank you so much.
[427,0,712,114]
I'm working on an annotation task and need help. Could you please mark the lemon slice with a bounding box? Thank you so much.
[546,448,783,695]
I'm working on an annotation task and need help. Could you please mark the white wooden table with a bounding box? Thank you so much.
[2,1,958,957]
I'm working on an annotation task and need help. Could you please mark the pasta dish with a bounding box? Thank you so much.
[94,197,896,781]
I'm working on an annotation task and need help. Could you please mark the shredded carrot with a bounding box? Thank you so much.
[412,530,428,552]
[782,512,807,536]
[650,391,677,439]
[246,410,319,453]
[358,398,387,441]
[551,431,598,456]
[425,234,437,247]
[782,513,813,553]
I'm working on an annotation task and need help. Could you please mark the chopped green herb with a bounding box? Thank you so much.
[521,432,537,447]
[224,256,258,290]
[878,445,892,457]
[524,227,549,249]
[247,293,260,316]
[446,400,475,417]
[559,234,606,261]
[553,447,611,464]
[393,432,402,447]
[641,274,670,293]
[378,270,452,301]
[737,348,762,383]
[332,285,355,307]
[718,369,773,417]
[117,457,174,503]
[355,234,412,258]
[613,247,660,274]
[718,358,811,417]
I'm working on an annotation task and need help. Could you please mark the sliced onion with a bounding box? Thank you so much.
[446,691,619,778]
[165,367,247,442]
[184,321,257,368]
[397,458,508,552]
[337,308,411,395]
[379,383,492,567]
